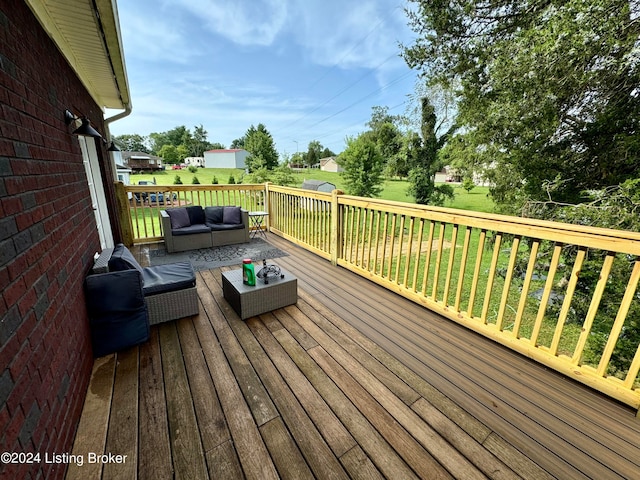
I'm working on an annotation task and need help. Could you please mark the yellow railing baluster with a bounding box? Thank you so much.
[513,240,540,338]
[388,214,397,281]
[531,243,563,345]
[467,229,486,320]
[481,233,502,324]
[496,236,521,331]
[431,223,446,301]
[412,219,425,292]
[394,215,406,284]
[454,226,472,312]
[443,224,459,307]
[421,221,435,296]
[403,217,416,288]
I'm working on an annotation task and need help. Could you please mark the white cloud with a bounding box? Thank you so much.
[169,0,288,46]
[288,0,409,70]
[118,5,201,63]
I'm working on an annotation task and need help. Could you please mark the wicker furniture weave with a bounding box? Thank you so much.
[222,266,297,320]
[92,247,199,325]
[145,286,199,325]
[161,207,250,253]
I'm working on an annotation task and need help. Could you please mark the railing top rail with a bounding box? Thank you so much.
[124,183,265,193]
[268,185,332,201]
[337,194,640,252]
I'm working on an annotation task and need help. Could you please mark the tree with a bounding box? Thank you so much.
[230,137,245,149]
[320,147,336,158]
[407,98,454,205]
[402,0,640,211]
[338,134,385,197]
[366,106,404,164]
[112,134,149,152]
[243,124,278,172]
[305,140,323,168]
[190,124,212,157]
[158,144,179,164]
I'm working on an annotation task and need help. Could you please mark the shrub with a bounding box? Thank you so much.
[192,176,200,184]
[188,165,198,173]
[228,174,235,184]
[173,175,182,185]
[212,176,218,184]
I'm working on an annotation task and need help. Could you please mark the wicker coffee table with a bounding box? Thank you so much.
[222,266,297,320]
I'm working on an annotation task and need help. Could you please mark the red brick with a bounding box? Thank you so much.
[3,277,27,307]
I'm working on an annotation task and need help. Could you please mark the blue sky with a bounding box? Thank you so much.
[108,0,420,157]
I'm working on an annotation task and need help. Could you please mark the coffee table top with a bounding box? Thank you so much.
[222,266,295,294]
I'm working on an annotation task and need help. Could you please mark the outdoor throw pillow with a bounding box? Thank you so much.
[223,206,242,225]
[204,206,224,224]
[108,243,144,275]
[166,208,191,229]
[186,205,205,225]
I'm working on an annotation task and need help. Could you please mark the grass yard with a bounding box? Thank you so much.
[129,168,496,214]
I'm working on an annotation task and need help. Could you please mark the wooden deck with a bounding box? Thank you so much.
[66,234,640,480]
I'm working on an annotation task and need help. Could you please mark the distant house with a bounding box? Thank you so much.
[320,156,343,172]
[204,149,249,168]
[302,179,337,193]
[184,156,205,167]
[122,151,164,172]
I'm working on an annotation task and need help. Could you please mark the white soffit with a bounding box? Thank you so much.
[25,0,130,111]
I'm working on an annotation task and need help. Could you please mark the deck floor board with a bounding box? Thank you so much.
[67,234,640,479]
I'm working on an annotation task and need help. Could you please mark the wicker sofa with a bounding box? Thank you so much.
[89,244,199,326]
[161,205,250,253]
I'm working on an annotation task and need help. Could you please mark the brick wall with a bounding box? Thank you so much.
[0,2,119,478]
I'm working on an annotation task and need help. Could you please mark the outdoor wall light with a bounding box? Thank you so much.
[64,109,103,139]
[107,141,120,152]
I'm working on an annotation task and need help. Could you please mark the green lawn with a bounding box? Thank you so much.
[130,168,495,214]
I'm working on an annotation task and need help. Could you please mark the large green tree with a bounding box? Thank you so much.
[402,0,640,210]
[112,134,149,152]
[243,124,279,172]
[338,134,385,197]
[305,140,324,168]
[408,97,454,205]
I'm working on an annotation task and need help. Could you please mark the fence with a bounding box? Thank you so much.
[117,182,640,411]
[117,183,265,243]
[267,185,640,412]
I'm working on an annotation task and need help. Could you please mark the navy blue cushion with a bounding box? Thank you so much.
[208,222,245,231]
[108,243,144,275]
[84,270,149,357]
[186,206,206,225]
[142,262,196,296]
[172,224,211,236]
[204,206,224,224]
[223,206,242,225]
[166,208,190,229]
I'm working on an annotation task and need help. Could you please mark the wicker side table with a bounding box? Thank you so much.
[222,266,297,320]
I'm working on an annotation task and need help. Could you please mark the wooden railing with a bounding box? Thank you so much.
[117,183,266,243]
[267,185,640,412]
[116,183,640,410]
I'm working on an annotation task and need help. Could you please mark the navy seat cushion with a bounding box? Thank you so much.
[204,206,224,224]
[223,206,243,225]
[142,262,196,296]
[166,208,191,229]
[108,243,144,275]
[186,206,206,225]
[208,222,245,231]
[172,224,211,236]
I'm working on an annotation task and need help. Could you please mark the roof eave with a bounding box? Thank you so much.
[25,0,131,112]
